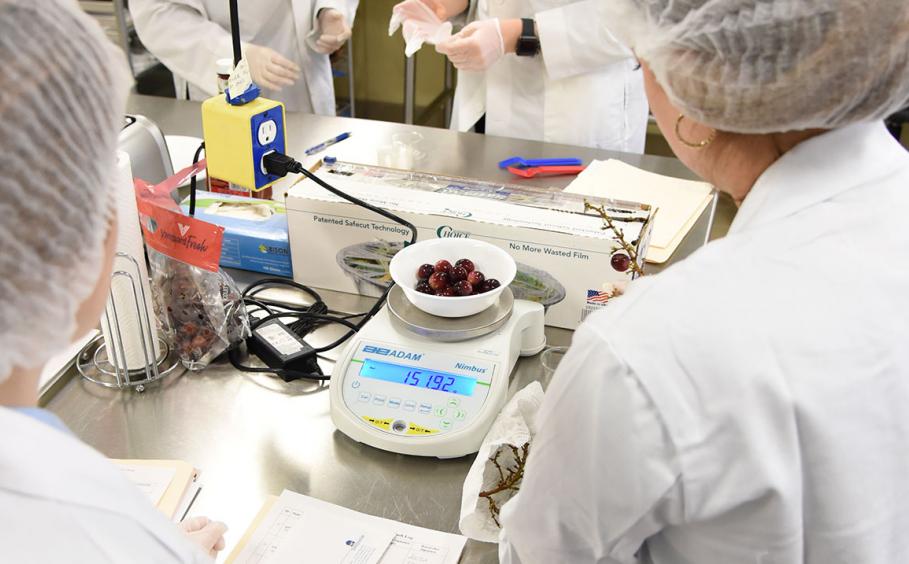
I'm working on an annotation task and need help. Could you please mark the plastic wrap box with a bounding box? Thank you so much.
[285,163,654,329]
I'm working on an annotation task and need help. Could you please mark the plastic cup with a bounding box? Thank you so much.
[540,346,569,388]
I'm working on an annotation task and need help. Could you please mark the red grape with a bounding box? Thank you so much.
[450,266,468,282]
[434,260,453,275]
[412,257,493,297]
[455,258,475,273]
[479,279,501,293]
[428,272,450,290]
[610,252,630,272]
[454,280,474,296]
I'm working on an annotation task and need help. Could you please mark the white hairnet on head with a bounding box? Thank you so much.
[0,0,131,382]
[604,0,909,133]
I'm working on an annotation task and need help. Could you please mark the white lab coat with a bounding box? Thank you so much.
[131,0,358,114]
[0,408,208,562]
[451,0,647,152]
[498,121,909,563]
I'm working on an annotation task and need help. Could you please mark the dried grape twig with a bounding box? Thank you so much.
[479,442,530,528]
[584,201,645,276]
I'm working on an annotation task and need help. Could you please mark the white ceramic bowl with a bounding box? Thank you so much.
[390,239,516,318]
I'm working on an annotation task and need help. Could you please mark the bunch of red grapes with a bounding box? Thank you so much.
[415,258,502,297]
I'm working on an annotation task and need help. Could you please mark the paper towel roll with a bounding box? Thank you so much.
[101,152,161,371]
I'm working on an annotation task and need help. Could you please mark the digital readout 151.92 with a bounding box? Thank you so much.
[403,370,456,392]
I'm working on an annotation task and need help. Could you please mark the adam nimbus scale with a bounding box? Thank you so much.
[196,2,546,458]
[331,266,546,458]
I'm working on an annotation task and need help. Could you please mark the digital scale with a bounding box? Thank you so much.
[330,286,545,458]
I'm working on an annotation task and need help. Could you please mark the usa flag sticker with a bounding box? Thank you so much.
[581,282,628,322]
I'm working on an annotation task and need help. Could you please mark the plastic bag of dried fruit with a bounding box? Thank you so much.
[135,162,250,370]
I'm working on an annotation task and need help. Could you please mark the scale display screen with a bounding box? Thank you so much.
[359,359,477,397]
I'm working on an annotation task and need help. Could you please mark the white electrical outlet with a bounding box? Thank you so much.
[257,119,278,146]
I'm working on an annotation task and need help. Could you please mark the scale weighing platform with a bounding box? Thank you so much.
[330,286,545,458]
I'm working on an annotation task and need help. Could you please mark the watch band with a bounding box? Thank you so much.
[516,18,540,57]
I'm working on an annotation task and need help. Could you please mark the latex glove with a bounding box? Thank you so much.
[389,0,453,57]
[180,516,228,558]
[313,9,352,54]
[436,19,504,71]
[245,44,301,91]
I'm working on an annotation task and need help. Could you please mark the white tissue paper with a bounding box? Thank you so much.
[208,201,275,220]
[459,382,545,543]
[100,153,161,370]
[388,2,453,57]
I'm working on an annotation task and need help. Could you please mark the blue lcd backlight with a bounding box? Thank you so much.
[359,359,477,397]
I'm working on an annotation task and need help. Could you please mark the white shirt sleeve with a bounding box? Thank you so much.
[535,1,634,80]
[498,323,683,563]
[313,0,359,26]
[131,0,235,97]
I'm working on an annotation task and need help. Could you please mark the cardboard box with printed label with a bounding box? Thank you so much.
[285,162,655,329]
[181,191,292,277]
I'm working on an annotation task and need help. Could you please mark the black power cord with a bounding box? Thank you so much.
[227,153,418,382]
[189,141,205,216]
[263,152,419,240]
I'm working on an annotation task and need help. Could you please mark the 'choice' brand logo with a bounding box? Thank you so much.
[436,225,471,239]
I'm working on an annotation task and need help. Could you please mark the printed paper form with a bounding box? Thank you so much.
[112,459,199,519]
[227,490,467,564]
[271,511,394,564]
[564,159,715,263]
[116,463,176,507]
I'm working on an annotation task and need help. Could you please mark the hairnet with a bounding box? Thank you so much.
[0,0,131,382]
[603,0,909,133]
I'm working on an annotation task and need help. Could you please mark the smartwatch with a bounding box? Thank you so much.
[515,18,540,57]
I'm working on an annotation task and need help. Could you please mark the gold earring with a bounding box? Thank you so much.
[675,114,716,149]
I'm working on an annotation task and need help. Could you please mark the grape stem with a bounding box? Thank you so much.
[584,201,646,277]
[479,442,530,529]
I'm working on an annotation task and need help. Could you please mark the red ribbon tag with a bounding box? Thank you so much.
[135,160,224,272]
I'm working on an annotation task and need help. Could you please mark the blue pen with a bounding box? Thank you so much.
[305,131,352,156]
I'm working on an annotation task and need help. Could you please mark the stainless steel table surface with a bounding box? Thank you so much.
[45,94,736,562]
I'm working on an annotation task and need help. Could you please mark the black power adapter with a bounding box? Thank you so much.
[225,153,418,383]
[247,319,322,381]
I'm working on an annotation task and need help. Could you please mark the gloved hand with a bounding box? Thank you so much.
[180,516,228,558]
[389,0,453,57]
[313,8,352,54]
[436,18,505,71]
[245,44,301,91]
